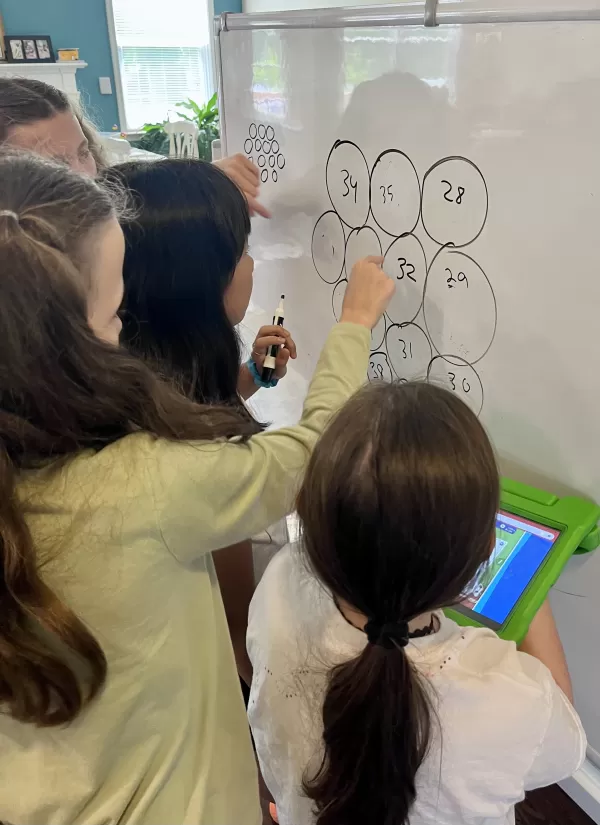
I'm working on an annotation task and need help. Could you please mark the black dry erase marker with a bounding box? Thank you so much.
[261,294,285,383]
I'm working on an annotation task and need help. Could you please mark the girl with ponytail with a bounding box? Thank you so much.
[248,381,585,825]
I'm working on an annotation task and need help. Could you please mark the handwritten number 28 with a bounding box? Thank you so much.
[442,180,465,205]
[341,169,358,203]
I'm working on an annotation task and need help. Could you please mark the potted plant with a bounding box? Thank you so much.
[133,93,220,161]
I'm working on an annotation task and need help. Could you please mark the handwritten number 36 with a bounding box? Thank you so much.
[448,372,470,393]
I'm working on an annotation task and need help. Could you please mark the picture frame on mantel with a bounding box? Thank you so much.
[5,35,54,64]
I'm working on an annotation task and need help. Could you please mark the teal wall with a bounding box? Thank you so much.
[1,0,242,131]
[214,0,243,14]
[1,0,120,130]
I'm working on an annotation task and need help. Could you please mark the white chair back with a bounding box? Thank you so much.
[164,121,199,159]
[101,135,132,165]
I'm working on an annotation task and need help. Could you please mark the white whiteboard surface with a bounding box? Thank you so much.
[219,0,600,802]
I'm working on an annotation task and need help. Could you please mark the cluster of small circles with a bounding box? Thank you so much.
[244,123,286,184]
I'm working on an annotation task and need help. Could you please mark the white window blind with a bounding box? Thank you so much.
[110,0,213,131]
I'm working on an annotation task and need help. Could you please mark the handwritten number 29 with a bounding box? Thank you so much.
[442,180,465,205]
[341,169,358,203]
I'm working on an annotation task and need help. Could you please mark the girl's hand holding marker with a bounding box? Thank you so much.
[251,322,297,382]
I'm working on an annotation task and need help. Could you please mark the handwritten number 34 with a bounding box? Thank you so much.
[341,169,358,203]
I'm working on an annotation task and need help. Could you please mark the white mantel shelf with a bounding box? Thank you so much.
[0,61,88,71]
[0,61,88,107]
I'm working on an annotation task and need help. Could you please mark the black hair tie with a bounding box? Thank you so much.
[365,619,410,650]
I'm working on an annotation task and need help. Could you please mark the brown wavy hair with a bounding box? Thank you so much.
[0,76,106,169]
[0,152,256,727]
[298,381,499,825]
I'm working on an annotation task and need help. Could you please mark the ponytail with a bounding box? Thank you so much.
[304,642,432,825]
[297,381,500,824]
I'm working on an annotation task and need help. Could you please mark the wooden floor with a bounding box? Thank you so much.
[516,786,594,825]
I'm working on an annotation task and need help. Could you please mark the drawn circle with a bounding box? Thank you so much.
[277,154,285,170]
[249,123,257,139]
[312,211,346,284]
[249,156,254,165]
[254,139,262,152]
[258,154,266,168]
[272,170,278,183]
[370,150,421,237]
[371,315,386,351]
[244,138,253,154]
[426,355,484,415]
[266,125,275,141]
[326,140,370,229]
[423,246,496,365]
[385,323,432,382]
[368,351,393,383]
[258,124,266,139]
[268,155,276,168]
[344,226,382,279]
[272,139,280,154]
[263,140,272,154]
[332,279,347,322]
[383,233,427,324]
[261,169,268,183]
[421,157,488,247]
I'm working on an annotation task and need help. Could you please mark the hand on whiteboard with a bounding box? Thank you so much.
[251,324,297,379]
[341,256,394,331]
[214,153,272,219]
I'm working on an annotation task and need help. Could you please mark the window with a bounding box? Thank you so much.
[108,0,214,131]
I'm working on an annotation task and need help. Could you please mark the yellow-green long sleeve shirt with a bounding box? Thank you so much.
[2,322,370,825]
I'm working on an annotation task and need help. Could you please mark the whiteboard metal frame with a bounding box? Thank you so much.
[217,0,600,31]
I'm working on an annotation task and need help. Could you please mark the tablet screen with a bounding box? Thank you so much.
[459,510,561,629]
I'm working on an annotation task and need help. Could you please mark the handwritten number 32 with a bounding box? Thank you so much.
[341,169,358,203]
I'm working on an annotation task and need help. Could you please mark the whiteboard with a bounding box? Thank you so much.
[218,0,600,793]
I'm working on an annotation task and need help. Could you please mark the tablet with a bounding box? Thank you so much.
[447,479,600,642]
[455,510,561,631]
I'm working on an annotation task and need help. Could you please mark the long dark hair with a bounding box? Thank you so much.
[0,151,256,728]
[104,159,257,416]
[0,76,106,169]
[298,381,499,825]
